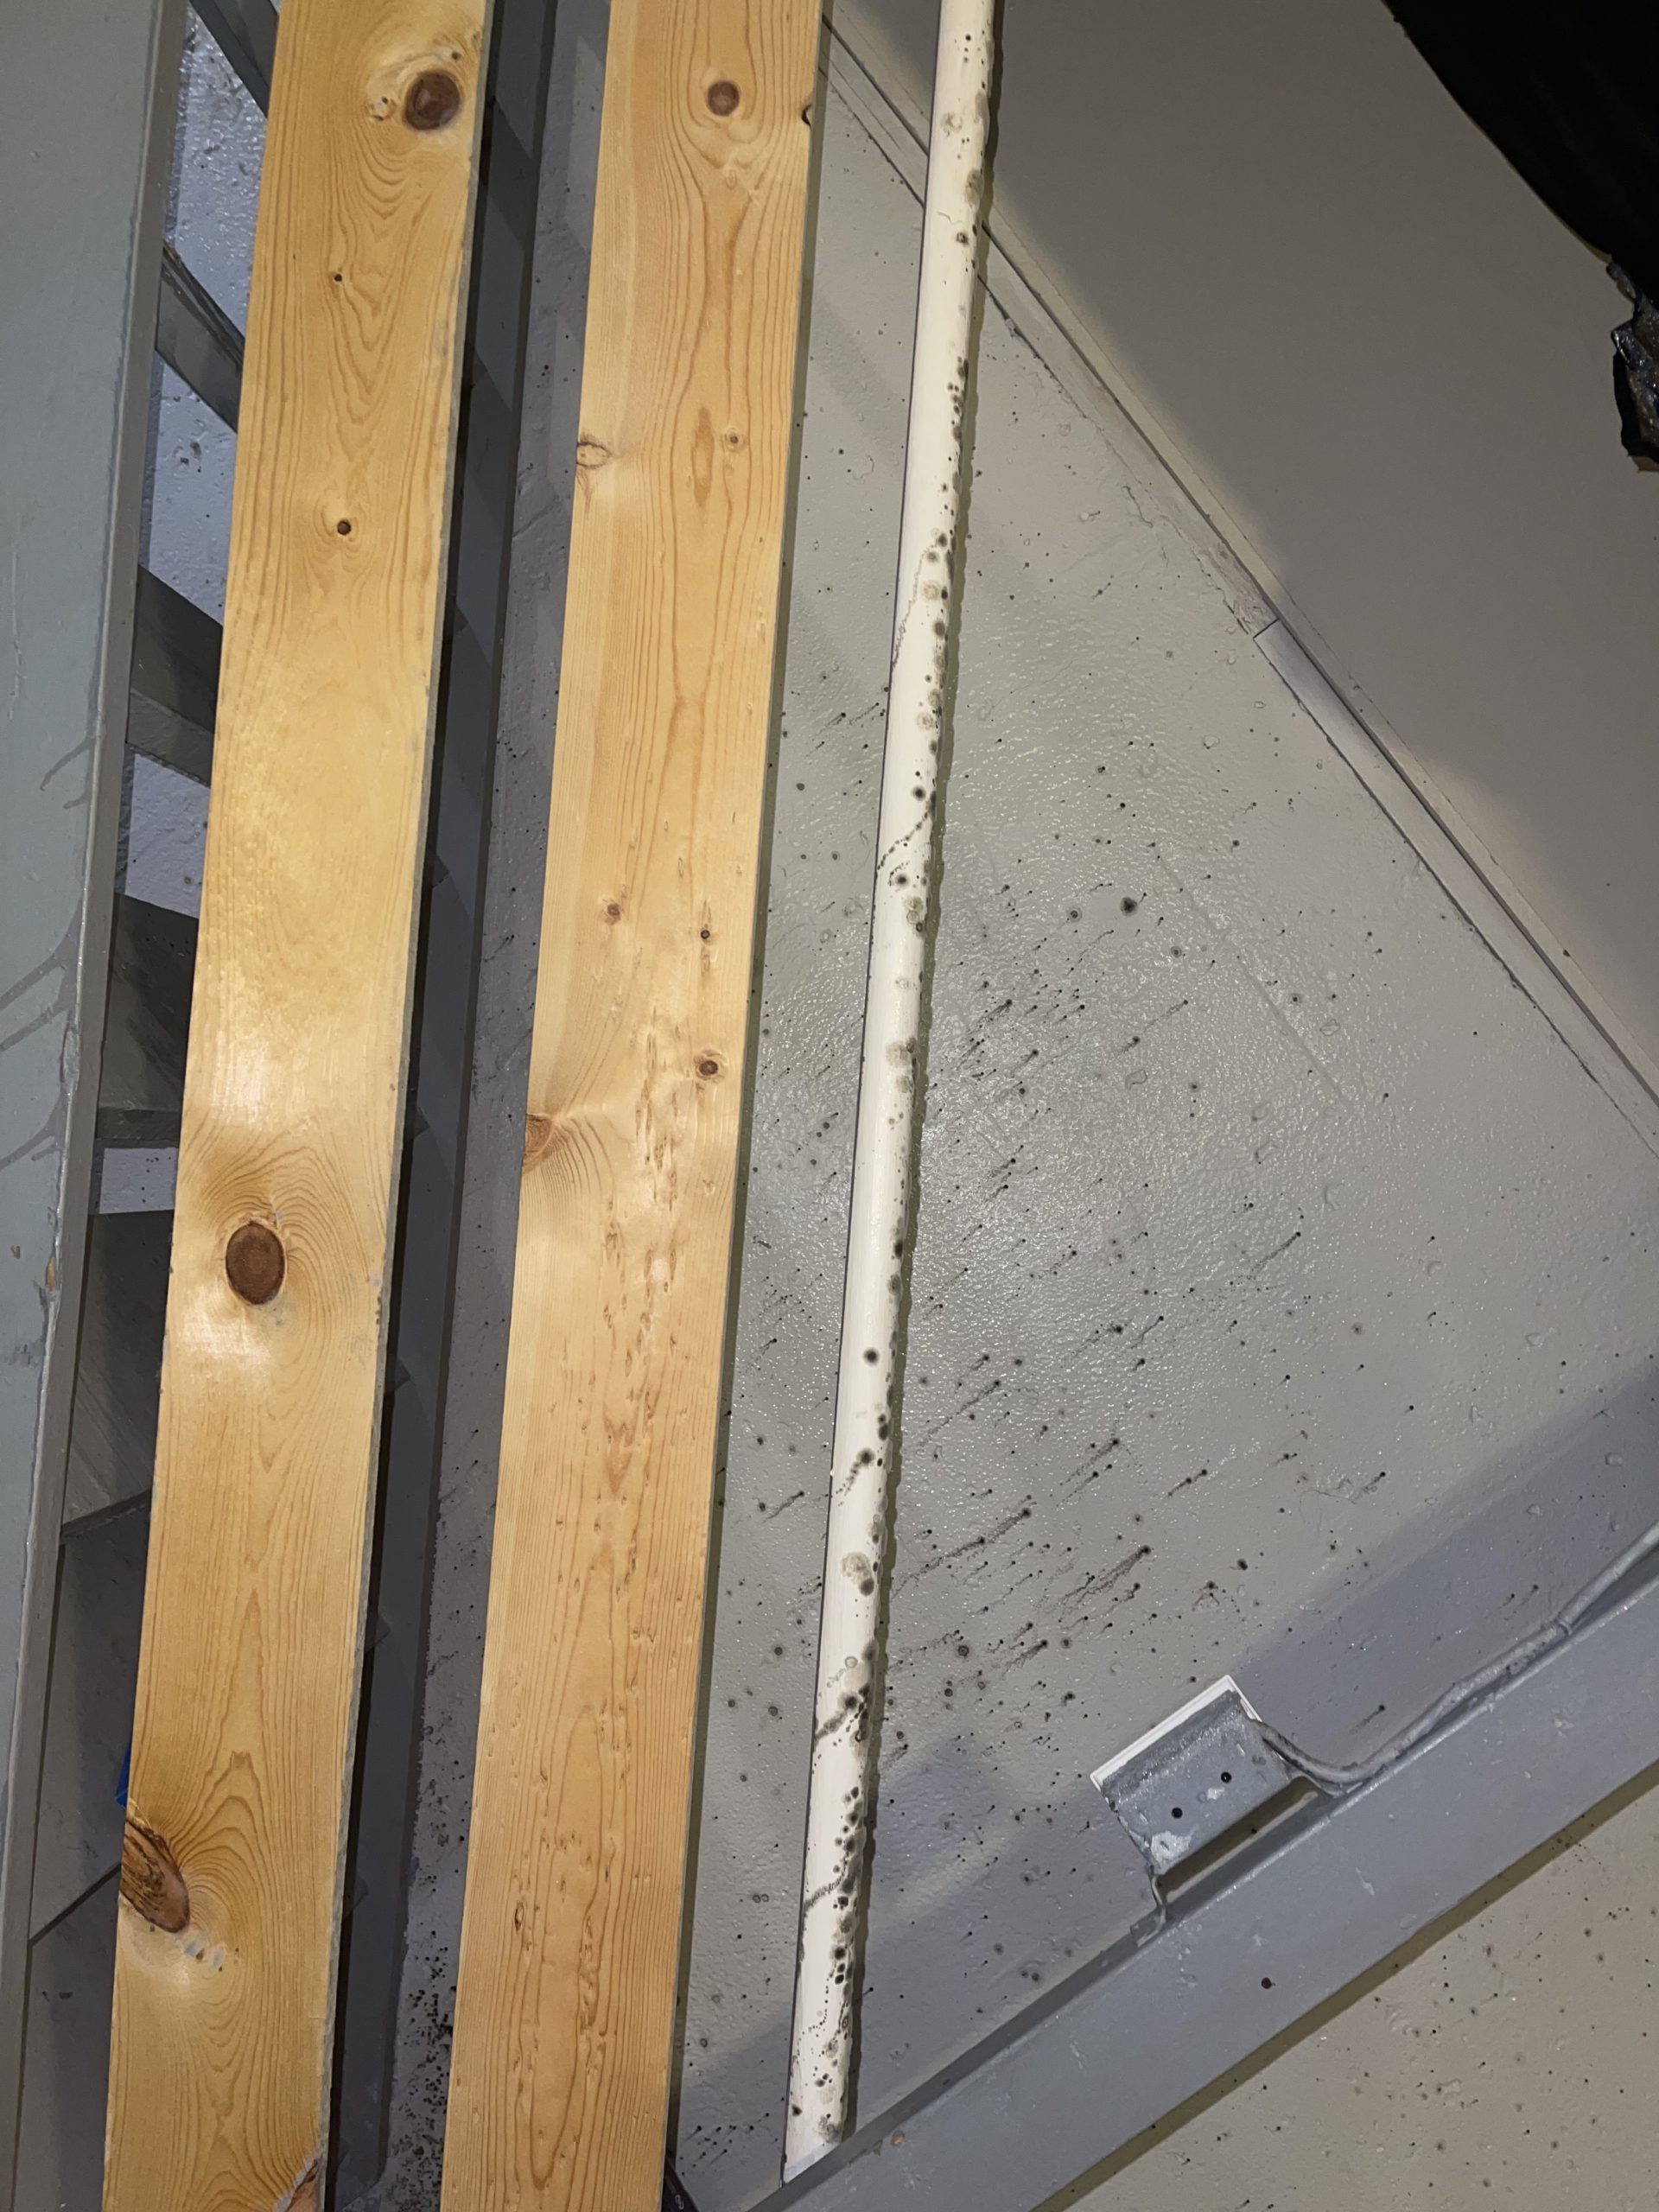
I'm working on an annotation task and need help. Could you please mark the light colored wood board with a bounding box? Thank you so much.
[104,2,492,2204]
[440,4,819,2206]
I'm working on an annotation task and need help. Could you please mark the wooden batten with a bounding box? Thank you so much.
[103,2,492,2202]
[440,3,821,2206]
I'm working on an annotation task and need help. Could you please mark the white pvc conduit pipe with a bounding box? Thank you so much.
[785,1,996,2175]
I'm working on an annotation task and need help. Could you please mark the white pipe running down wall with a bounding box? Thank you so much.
[784,0,997,2176]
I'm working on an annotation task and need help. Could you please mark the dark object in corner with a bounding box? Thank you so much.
[1385,0,1659,464]
[1611,269,1659,465]
[664,2164,701,2212]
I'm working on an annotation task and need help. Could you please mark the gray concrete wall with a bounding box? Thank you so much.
[1074,1771,1659,2211]
[846,0,1659,1093]
[0,0,187,2185]
[667,56,1659,2209]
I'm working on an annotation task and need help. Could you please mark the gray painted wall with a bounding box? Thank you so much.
[1075,1772,1659,2210]
[847,0,1659,1088]
[669,56,1659,2209]
[0,0,186,2185]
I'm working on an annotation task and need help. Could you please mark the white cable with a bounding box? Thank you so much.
[784,0,996,2175]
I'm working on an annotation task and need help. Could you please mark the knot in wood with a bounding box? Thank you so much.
[705,79,741,116]
[523,1113,557,1173]
[120,1815,190,1933]
[226,1220,284,1305]
[404,68,462,130]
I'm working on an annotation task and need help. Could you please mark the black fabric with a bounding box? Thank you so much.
[1386,0,1659,460]
[1387,0,1659,293]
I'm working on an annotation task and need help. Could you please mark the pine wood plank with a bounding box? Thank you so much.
[440,5,819,2204]
[104,3,492,2202]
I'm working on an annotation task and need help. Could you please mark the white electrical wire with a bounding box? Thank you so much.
[784,0,996,2176]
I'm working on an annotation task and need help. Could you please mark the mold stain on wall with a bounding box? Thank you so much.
[671,61,1659,2212]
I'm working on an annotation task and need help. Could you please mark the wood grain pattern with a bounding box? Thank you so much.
[104,3,491,2202]
[440,5,819,2205]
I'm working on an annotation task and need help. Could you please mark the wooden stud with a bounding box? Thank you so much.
[440,3,819,2206]
[103,2,491,2202]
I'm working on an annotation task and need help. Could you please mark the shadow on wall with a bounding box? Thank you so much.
[842,0,1659,1079]
[676,1362,1659,2197]
[1032,1748,1659,2212]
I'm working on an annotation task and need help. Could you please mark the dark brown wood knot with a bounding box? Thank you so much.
[121,1815,190,1933]
[405,68,462,130]
[226,1220,284,1305]
[523,1113,557,1173]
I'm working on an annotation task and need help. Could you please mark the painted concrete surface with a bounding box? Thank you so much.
[127,22,250,927]
[141,13,255,622]
[668,64,1659,2212]
[1074,1776,1659,2212]
[852,0,1659,1090]
[16,1872,119,2212]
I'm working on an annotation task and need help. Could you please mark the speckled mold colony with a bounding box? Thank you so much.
[671,70,1659,2212]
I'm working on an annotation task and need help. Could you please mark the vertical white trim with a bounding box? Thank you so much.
[784,0,998,2177]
